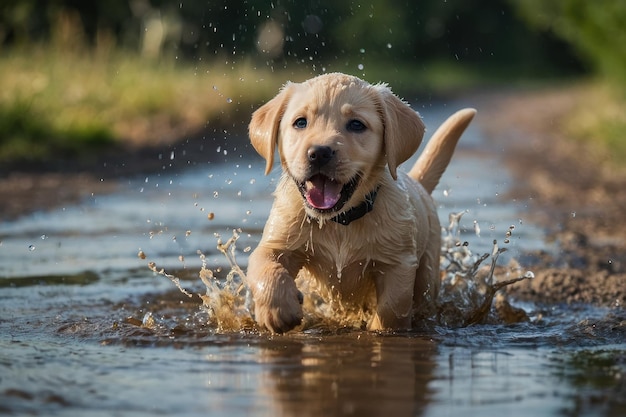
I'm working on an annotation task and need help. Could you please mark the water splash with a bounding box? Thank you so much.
[148,261,193,298]
[149,213,533,333]
[437,211,533,327]
[197,231,256,332]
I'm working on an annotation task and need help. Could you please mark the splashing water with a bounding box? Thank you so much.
[148,213,533,333]
[197,232,256,331]
[437,211,533,327]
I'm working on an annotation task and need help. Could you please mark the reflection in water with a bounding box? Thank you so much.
[2,299,623,417]
[256,333,437,417]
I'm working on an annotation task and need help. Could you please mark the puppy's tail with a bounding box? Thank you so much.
[409,108,476,194]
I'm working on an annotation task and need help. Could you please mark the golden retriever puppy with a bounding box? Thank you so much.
[247,72,475,333]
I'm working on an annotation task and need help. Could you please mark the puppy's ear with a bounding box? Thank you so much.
[376,85,425,180]
[249,83,294,175]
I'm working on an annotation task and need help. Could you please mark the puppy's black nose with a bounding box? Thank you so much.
[307,145,334,167]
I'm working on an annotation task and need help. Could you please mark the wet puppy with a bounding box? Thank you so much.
[247,73,475,333]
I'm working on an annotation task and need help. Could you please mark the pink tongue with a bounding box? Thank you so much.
[305,175,342,210]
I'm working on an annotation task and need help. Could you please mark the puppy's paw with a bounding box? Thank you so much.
[253,278,303,334]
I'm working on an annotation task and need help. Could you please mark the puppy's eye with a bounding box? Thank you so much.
[293,117,308,129]
[347,119,366,132]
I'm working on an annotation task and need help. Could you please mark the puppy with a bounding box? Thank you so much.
[247,73,475,333]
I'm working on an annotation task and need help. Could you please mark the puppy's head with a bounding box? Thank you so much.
[249,73,425,219]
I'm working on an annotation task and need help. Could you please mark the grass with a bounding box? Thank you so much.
[0,46,291,164]
[562,82,626,167]
[0,46,488,166]
[0,96,113,161]
[1,45,624,168]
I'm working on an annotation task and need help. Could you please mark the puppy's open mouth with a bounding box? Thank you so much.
[297,174,359,213]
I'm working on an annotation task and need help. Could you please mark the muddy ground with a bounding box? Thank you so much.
[1,88,624,308]
[477,88,625,308]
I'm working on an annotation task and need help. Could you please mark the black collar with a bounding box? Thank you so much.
[331,187,379,226]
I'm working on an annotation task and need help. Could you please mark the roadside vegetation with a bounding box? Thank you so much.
[0,46,287,164]
[562,84,626,167]
[0,0,624,167]
[0,45,530,166]
[512,0,626,167]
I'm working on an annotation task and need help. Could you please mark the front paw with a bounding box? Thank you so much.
[253,278,303,334]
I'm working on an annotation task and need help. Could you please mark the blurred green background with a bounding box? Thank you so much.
[1,0,624,166]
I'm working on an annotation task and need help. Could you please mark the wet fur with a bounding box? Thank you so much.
[247,73,476,333]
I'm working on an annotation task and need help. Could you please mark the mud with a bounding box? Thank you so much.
[476,87,626,308]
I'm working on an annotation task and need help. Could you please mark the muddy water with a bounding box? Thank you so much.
[1,105,624,416]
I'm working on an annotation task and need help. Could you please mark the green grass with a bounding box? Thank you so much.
[2,45,623,168]
[0,46,290,164]
[563,82,626,167]
[2,47,477,165]
[0,98,113,161]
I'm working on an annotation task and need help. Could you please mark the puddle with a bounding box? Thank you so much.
[1,104,624,416]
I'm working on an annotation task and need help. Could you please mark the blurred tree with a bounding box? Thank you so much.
[0,0,48,45]
[511,0,626,85]
[0,0,583,78]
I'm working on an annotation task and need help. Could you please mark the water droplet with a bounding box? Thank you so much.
[246,210,252,215]
[178,255,185,262]
[40,234,47,240]
[226,98,233,103]
[357,64,364,70]
[213,191,219,198]
[28,245,36,251]
[524,271,535,279]
[170,151,175,160]
[243,246,251,253]
[208,212,215,220]
[138,250,146,259]
[142,312,155,328]
[185,230,192,237]
[571,212,576,218]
